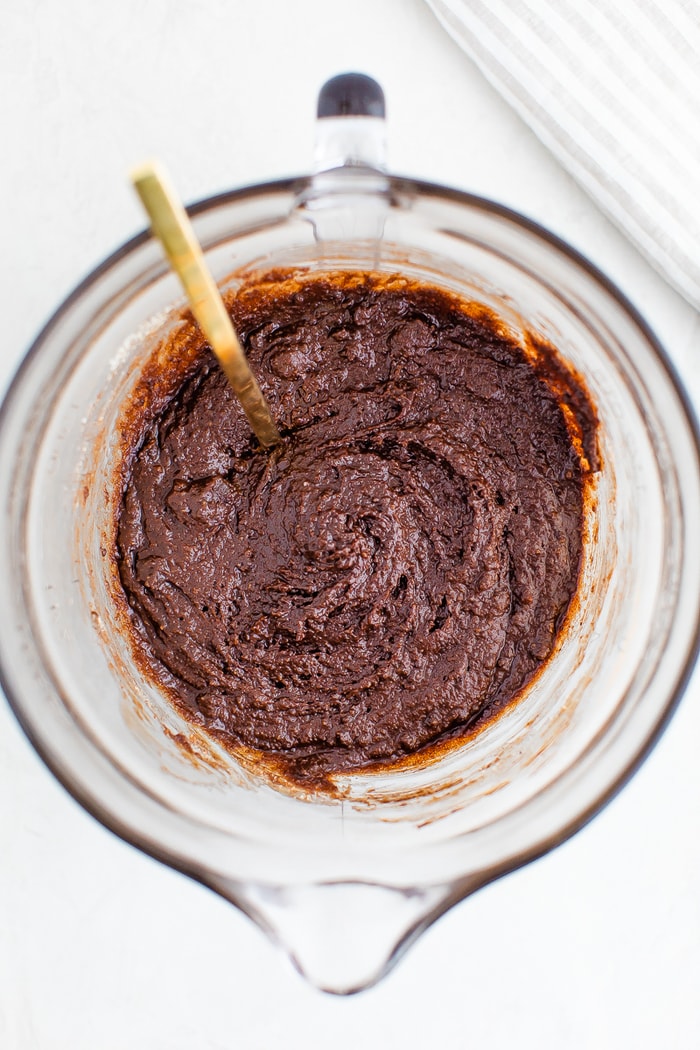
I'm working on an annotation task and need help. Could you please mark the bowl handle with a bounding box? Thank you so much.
[313,73,387,173]
[296,73,391,243]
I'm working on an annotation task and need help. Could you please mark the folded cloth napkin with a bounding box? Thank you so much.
[426,0,700,309]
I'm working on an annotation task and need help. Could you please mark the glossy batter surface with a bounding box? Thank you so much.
[116,272,595,782]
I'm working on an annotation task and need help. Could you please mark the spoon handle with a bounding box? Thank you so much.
[131,161,281,449]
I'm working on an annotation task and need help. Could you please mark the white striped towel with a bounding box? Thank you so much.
[426,0,700,310]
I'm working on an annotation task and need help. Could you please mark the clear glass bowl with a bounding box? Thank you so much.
[1,87,699,994]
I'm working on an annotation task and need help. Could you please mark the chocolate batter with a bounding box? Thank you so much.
[115,271,596,783]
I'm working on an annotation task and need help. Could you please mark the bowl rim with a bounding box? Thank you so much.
[1,171,699,897]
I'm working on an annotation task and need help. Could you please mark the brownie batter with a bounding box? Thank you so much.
[115,271,596,783]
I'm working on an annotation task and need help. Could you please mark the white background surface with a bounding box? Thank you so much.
[1,1,699,1047]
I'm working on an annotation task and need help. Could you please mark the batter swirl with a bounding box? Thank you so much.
[116,272,596,782]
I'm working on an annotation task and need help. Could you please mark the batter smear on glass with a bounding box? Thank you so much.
[115,271,597,784]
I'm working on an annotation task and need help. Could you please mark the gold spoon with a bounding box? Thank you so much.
[130,161,281,449]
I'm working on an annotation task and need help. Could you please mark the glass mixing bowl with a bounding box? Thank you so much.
[1,76,699,994]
